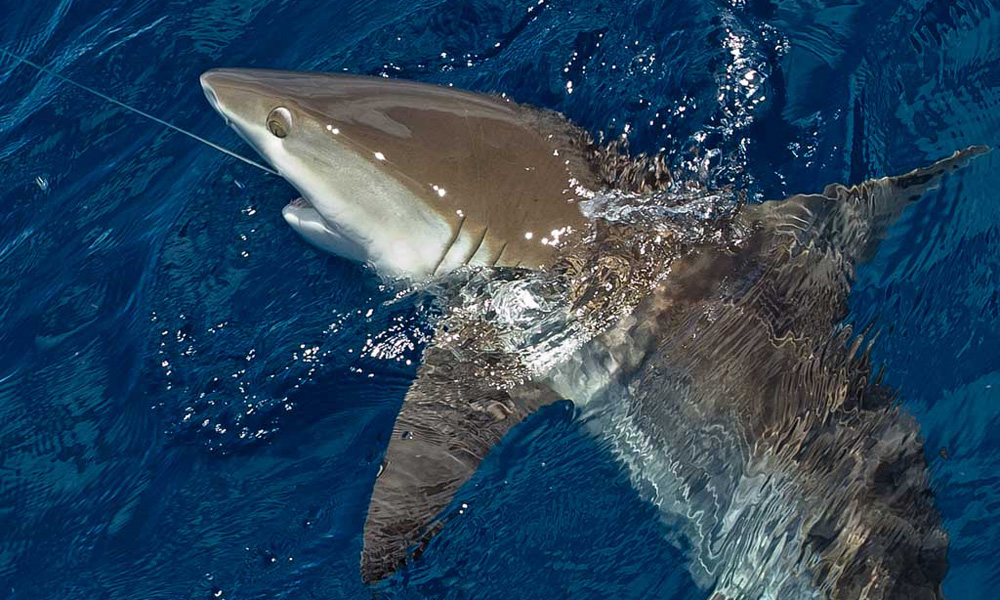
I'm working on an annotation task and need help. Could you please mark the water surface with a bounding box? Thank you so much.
[1,0,997,598]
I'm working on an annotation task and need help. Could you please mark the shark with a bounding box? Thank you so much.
[200,68,985,599]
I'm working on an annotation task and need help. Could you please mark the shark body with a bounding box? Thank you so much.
[200,68,984,599]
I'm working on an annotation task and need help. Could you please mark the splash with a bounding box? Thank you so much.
[429,183,742,389]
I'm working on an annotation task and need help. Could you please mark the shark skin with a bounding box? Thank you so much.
[366,147,984,599]
[199,68,986,599]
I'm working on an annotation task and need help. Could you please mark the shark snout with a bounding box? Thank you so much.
[200,72,223,116]
[199,69,285,167]
[200,69,277,126]
[200,70,245,127]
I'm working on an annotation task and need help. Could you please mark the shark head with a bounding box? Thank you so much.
[200,69,595,279]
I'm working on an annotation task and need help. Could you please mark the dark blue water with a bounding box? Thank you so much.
[1,0,997,598]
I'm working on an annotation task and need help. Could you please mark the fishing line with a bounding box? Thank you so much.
[0,47,279,176]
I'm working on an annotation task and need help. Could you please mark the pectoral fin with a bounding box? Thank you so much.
[726,146,988,345]
[361,346,560,583]
[748,145,989,264]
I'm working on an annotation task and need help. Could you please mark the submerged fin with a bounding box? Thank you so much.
[748,146,989,264]
[725,146,989,345]
[361,347,561,583]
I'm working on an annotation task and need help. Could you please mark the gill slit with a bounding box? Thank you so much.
[491,242,509,267]
[433,215,466,275]
[463,228,489,266]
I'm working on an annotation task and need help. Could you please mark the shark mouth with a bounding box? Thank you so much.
[281,197,368,263]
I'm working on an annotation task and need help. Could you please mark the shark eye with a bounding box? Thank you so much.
[266,107,292,138]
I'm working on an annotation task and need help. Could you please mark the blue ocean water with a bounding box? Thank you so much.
[0,0,997,598]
